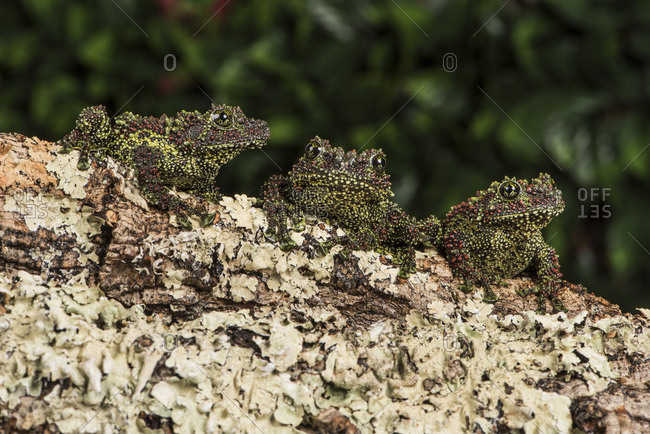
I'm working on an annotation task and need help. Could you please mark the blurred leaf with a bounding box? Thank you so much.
[31,75,76,126]
[5,33,38,70]
[79,30,114,69]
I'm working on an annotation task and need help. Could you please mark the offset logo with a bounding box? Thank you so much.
[164,54,177,71]
[14,191,49,220]
[163,333,179,351]
[443,333,459,351]
[578,188,611,219]
[443,53,457,72]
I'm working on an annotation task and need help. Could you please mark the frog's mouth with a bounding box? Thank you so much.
[204,138,267,149]
[294,172,393,201]
[203,120,270,149]
[490,202,564,227]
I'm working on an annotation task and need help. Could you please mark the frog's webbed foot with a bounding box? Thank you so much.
[264,226,298,252]
[458,277,499,303]
[280,238,298,251]
[262,214,296,251]
[388,248,416,280]
[142,187,197,230]
[175,214,192,231]
[76,152,92,170]
[57,141,75,155]
[263,228,278,243]
[458,281,475,294]
[138,179,199,230]
[291,217,306,232]
[57,132,93,168]
[185,188,221,227]
[338,247,351,261]
[482,286,499,303]
[315,236,344,257]
[397,267,410,280]
[59,144,106,170]
[173,202,214,228]
[315,233,361,263]
[517,280,566,313]
[58,128,84,154]
[201,211,217,226]
[263,222,296,251]
[316,241,330,256]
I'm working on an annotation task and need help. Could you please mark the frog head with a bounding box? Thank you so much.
[180,104,270,164]
[291,136,393,202]
[467,173,564,230]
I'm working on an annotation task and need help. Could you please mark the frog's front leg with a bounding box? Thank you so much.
[132,145,199,229]
[518,235,565,312]
[185,183,222,226]
[388,245,416,280]
[442,229,500,302]
[416,215,442,246]
[387,207,436,278]
[261,175,297,250]
[190,183,223,205]
[58,105,112,170]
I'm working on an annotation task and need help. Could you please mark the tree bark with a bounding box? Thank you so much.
[0,133,648,433]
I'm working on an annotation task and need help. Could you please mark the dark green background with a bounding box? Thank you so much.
[2,0,649,312]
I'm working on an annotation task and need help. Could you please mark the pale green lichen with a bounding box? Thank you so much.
[206,194,339,300]
[227,274,259,302]
[2,264,648,432]
[4,192,102,264]
[6,149,105,270]
[45,151,92,200]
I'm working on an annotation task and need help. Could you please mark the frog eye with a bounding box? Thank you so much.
[371,154,386,172]
[210,110,232,127]
[305,141,321,159]
[498,180,521,200]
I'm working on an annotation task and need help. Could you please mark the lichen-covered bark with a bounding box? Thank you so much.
[0,133,648,433]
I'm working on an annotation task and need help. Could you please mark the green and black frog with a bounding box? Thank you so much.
[58,104,270,225]
[261,136,440,278]
[439,173,566,311]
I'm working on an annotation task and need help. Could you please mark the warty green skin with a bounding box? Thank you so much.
[58,104,270,224]
[262,136,440,278]
[439,173,566,312]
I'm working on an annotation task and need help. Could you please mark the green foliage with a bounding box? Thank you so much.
[1,0,649,311]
